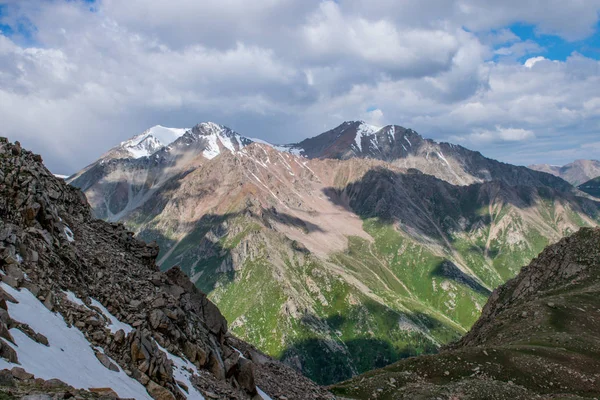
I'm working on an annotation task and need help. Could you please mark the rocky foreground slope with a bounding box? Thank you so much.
[0,137,332,399]
[332,226,600,399]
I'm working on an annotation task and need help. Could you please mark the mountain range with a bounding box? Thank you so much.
[67,121,600,385]
[529,159,600,186]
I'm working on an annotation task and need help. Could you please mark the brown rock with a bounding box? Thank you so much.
[146,380,176,400]
[0,287,17,304]
[208,350,226,381]
[43,378,68,388]
[236,357,257,395]
[0,369,15,387]
[133,369,150,385]
[34,332,49,346]
[113,328,125,344]
[43,291,54,311]
[1,274,19,289]
[196,346,208,367]
[0,338,18,363]
[89,388,118,398]
[21,281,40,296]
[0,322,14,344]
[149,309,169,330]
[5,264,24,281]
[95,352,120,372]
[10,366,34,380]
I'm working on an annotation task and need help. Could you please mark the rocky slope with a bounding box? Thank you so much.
[331,227,600,399]
[529,159,600,186]
[68,122,600,385]
[0,137,332,399]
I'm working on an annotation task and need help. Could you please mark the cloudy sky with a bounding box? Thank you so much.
[1,0,599,174]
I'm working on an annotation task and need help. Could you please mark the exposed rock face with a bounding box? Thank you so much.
[332,227,600,399]
[0,137,333,399]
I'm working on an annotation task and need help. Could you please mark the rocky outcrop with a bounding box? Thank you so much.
[0,137,333,399]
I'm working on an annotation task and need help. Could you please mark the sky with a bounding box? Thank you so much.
[0,0,599,174]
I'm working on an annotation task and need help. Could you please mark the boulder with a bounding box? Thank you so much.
[89,388,118,398]
[113,328,125,344]
[1,274,19,289]
[146,380,176,400]
[11,366,34,380]
[0,338,18,363]
[149,309,170,330]
[95,352,120,372]
[236,357,257,395]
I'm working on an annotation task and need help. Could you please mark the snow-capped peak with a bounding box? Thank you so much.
[120,125,189,159]
[354,121,381,152]
[189,122,252,159]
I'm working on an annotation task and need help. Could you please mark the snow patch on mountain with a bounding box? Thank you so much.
[194,122,250,160]
[156,343,205,400]
[121,125,189,158]
[354,122,381,152]
[90,297,134,334]
[0,283,152,399]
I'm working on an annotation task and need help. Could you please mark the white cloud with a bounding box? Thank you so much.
[452,126,536,143]
[0,0,599,173]
[524,56,547,68]
[363,108,385,127]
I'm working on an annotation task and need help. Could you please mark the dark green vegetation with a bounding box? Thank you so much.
[579,176,600,198]
[331,227,600,399]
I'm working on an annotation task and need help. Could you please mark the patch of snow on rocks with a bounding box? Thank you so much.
[354,122,381,152]
[0,283,152,399]
[155,342,205,400]
[90,298,133,334]
[63,290,89,309]
[64,226,74,242]
[257,386,274,400]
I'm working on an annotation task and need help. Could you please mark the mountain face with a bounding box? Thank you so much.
[332,227,600,399]
[0,138,331,399]
[69,122,600,385]
[529,159,600,186]
[285,121,572,189]
[578,176,600,198]
[68,122,254,221]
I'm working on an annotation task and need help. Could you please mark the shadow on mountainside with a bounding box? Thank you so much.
[324,167,600,231]
[432,260,492,296]
[136,208,326,294]
[280,302,456,385]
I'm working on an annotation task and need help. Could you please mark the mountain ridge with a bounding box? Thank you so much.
[529,159,600,186]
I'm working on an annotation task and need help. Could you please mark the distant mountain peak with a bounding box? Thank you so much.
[118,125,189,159]
[529,159,600,186]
